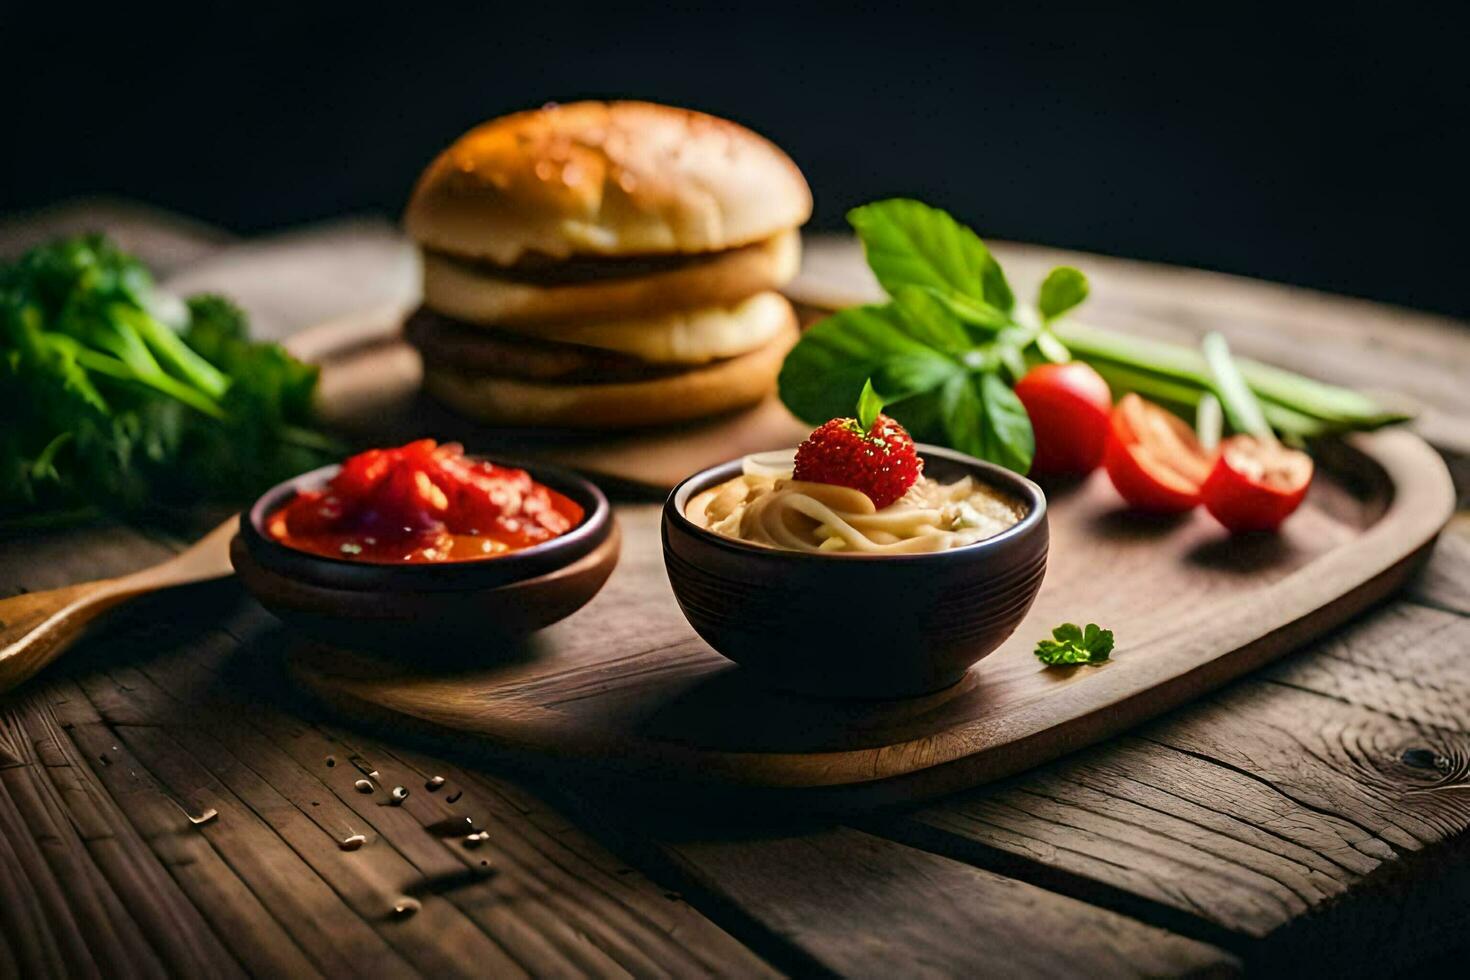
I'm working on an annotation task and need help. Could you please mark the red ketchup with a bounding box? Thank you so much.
[267,440,583,563]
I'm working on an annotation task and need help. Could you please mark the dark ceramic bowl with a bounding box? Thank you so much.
[663,445,1048,698]
[233,458,618,652]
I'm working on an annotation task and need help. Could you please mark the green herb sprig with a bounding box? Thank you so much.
[1,235,333,523]
[1034,623,1115,666]
[779,199,1409,473]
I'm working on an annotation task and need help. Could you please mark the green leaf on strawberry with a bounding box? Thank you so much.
[856,378,885,431]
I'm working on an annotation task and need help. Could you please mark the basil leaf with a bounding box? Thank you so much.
[926,289,1012,335]
[849,199,1011,308]
[997,343,1029,383]
[981,372,1035,473]
[856,378,884,430]
[893,289,1031,382]
[891,286,975,353]
[875,354,964,403]
[982,257,1015,313]
[1035,329,1072,364]
[1037,266,1089,322]
[884,386,947,444]
[960,348,1001,373]
[936,372,1035,473]
[939,373,986,458]
[778,304,961,424]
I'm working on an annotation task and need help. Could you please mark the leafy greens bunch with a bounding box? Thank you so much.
[778,200,1408,473]
[1,235,333,523]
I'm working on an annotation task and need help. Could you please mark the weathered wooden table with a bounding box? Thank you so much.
[2,203,1467,978]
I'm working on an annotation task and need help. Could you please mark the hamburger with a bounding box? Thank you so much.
[403,101,811,429]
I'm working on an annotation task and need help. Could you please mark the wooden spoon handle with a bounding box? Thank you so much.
[0,579,134,694]
[0,515,238,695]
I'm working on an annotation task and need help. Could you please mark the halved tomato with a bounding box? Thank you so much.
[1201,435,1313,532]
[1103,394,1213,513]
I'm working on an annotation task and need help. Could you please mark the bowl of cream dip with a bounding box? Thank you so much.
[662,444,1048,698]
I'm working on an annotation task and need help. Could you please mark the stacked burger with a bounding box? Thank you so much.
[403,101,811,430]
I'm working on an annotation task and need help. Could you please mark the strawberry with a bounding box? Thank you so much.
[793,412,922,508]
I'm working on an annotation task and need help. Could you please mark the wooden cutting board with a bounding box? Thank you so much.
[292,431,1452,811]
[291,431,1453,807]
[285,249,1456,807]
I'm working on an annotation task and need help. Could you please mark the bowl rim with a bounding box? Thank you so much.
[240,453,612,592]
[663,443,1047,563]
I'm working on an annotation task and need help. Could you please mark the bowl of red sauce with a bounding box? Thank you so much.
[232,440,618,650]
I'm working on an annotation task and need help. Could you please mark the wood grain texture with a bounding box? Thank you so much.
[0,570,777,977]
[658,828,1238,978]
[291,429,1451,804]
[1407,513,1470,615]
[4,205,1468,977]
[0,517,235,695]
[878,532,1470,973]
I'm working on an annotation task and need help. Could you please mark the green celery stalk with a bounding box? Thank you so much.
[61,340,227,420]
[1053,320,1408,429]
[952,304,1400,432]
[1086,361,1206,413]
[110,303,230,399]
[1087,359,1335,438]
[1202,332,1272,439]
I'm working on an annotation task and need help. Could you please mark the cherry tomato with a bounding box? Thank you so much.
[1201,435,1313,532]
[1103,394,1213,513]
[1015,362,1113,476]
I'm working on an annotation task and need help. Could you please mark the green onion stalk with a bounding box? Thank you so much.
[937,292,1403,440]
[1050,320,1407,439]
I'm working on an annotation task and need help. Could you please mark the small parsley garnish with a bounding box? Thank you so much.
[1034,623,1114,666]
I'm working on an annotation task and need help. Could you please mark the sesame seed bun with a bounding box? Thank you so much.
[405,101,812,264]
[419,317,798,429]
[421,230,799,326]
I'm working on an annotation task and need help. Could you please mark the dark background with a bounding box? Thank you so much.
[3,4,1466,317]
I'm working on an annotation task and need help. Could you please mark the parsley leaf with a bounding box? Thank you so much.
[1,235,333,523]
[1034,623,1115,666]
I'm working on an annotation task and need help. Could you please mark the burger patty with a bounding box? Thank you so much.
[425,239,758,287]
[404,307,690,383]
